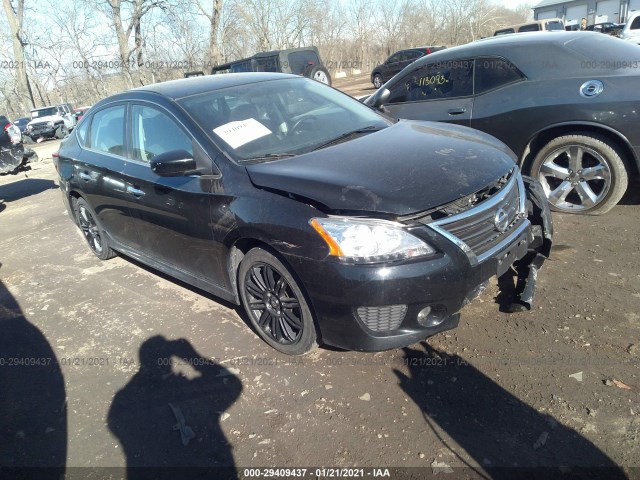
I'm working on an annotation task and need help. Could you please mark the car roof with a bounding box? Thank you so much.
[406,31,627,80]
[131,72,300,100]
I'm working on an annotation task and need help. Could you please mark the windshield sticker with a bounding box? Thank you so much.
[213,119,271,149]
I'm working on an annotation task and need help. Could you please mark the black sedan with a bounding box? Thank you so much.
[55,73,551,354]
[366,32,640,215]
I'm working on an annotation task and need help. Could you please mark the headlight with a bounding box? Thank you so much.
[310,217,435,264]
[47,121,54,127]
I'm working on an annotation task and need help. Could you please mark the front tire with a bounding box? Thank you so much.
[55,125,67,139]
[372,73,383,89]
[529,134,628,215]
[238,248,318,355]
[73,198,116,260]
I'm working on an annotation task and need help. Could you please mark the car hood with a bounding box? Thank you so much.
[28,115,60,125]
[245,120,517,216]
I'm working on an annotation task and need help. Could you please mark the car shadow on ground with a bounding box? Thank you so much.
[107,335,242,480]
[0,274,67,479]
[394,341,626,479]
[0,178,58,214]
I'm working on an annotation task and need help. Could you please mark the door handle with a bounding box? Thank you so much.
[447,108,466,116]
[78,172,91,181]
[126,186,146,198]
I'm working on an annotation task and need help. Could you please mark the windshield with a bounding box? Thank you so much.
[31,107,57,118]
[179,77,390,162]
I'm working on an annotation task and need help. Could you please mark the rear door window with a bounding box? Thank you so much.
[474,58,525,94]
[631,16,640,29]
[388,60,474,103]
[89,105,126,156]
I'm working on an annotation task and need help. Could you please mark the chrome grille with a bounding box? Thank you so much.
[356,305,407,332]
[425,169,527,262]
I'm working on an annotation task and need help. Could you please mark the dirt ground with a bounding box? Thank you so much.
[1,98,639,479]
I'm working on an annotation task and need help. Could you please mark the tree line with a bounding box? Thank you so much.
[1,0,531,118]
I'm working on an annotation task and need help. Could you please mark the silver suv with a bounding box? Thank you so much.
[25,104,75,141]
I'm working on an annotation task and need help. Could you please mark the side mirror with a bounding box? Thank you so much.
[364,88,391,110]
[150,149,196,176]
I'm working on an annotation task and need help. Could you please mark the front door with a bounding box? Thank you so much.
[381,60,475,127]
[121,103,226,285]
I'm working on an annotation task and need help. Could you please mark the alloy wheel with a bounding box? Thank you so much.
[77,204,103,254]
[537,144,611,212]
[244,263,303,345]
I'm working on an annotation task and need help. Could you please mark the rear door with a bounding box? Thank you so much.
[382,59,474,126]
[73,103,137,246]
[121,103,226,283]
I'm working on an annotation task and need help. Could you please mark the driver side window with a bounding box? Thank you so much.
[131,105,193,163]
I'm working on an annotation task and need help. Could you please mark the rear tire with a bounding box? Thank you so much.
[529,134,628,215]
[238,248,318,355]
[73,198,116,260]
[372,73,383,89]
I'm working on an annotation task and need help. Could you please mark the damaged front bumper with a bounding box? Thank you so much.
[282,169,552,351]
[0,146,37,175]
[505,175,553,311]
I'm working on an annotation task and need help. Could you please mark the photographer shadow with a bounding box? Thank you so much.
[0,279,67,478]
[394,342,625,479]
[107,336,242,480]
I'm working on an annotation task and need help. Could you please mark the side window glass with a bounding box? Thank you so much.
[518,23,540,32]
[90,105,126,156]
[76,116,90,147]
[131,105,193,163]
[388,53,401,64]
[388,60,474,104]
[254,56,278,72]
[288,51,320,74]
[631,17,640,29]
[474,58,524,94]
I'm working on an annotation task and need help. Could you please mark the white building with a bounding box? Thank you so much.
[533,0,638,26]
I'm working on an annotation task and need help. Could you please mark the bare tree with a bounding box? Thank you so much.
[2,0,35,111]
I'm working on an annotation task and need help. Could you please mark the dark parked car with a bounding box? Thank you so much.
[371,47,445,88]
[12,117,30,134]
[212,47,331,85]
[55,73,551,354]
[586,22,622,35]
[366,32,640,215]
[1,115,37,175]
